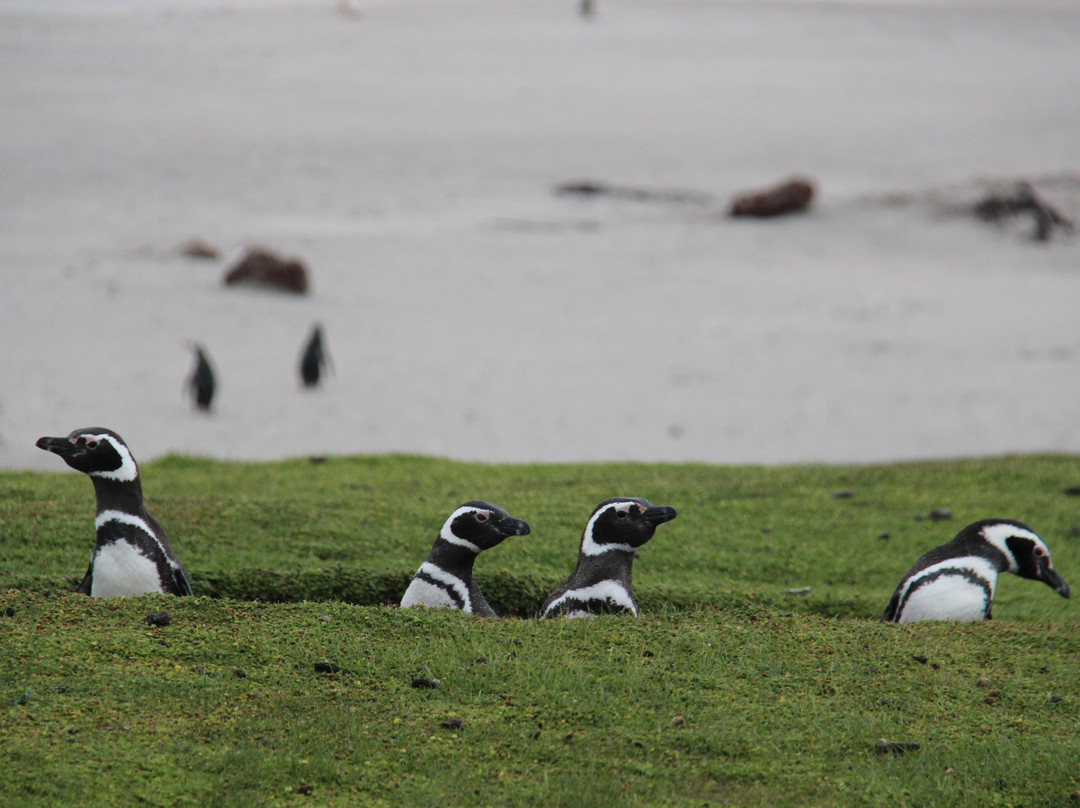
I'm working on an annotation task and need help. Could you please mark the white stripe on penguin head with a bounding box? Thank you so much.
[87,434,139,483]
[438,505,486,553]
[581,500,638,557]
[980,522,1044,574]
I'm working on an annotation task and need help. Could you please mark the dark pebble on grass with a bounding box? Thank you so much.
[633,741,645,749]
[314,662,340,674]
[832,490,856,499]
[1049,694,1062,704]
[875,739,920,754]
[928,508,953,521]
[297,784,313,796]
[233,669,247,679]
[4,607,15,617]
[411,677,438,689]
[1070,790,1080,802]
[643,650,655,658]
[474,657,487,665]
[563,732,575,744]
[1039,665,1052,674]
[930,663,940,670]
[877,533,890,540]
[1063,486,1080,496]
[145,612,170,627]
[912,655,928,665]
[441,718,463,730]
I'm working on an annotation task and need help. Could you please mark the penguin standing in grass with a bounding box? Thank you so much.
[881,518,1070,623]
[540,497,677,618]
[36,428,193,598]
[400,501,530,617]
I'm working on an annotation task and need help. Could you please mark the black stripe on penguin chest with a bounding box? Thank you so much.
[901,566,994,618]
[93,521,172,584]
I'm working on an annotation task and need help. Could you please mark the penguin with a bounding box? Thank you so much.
[881,518,1070,623]
[540,497,677,619]
[35,428,194,598]
[299,323,330,388]
[400,501,530,617]
[186,342,215,411]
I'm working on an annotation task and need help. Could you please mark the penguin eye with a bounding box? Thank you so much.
[615,509,629,520]
[1033,546,1046,558]
[475,512,489,523]
[85,439,99,450]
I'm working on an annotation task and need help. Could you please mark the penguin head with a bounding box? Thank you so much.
[974,519,1070,598]
[580,497,678,556]
[36,428,139,482]
[439,501,531,553]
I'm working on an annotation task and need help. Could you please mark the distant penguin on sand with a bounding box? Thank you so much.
[36,427,193,598]
[186,342,215,411]
[299,323,330,388]
[401,501,531,617]
[882,518,1070,623]
[540,497,677,618]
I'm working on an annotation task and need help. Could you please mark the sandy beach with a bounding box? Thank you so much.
[2,0,1079,471]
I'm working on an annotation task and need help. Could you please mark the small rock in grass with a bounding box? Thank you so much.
[1069,790,1080,801]
[411,677,438,689]
[1062,486,1080,496]
[1039,665,1051,674]
[975,677,992,688]
[984,690,1003,705]
[297,784,313,796]
[877,533,891,540]
[912,655,928,665]
[563,731,575,744]
[784,586,812,596]
[1049,694,1062,704]
[928,508,953,521]
[875,738,920,754]
[441,718,463,730]
[145,612,170,627]
[314,662,340,674]
[832,489,856,499]
[670,715,685,727]
[3,606,15,617]
[318,615,332,623]
[233,668,247,679]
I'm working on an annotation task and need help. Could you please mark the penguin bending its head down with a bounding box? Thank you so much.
[540,497,677,619]
[400,501,530,617]
[36,428,193,598]
[882,518,1070,624]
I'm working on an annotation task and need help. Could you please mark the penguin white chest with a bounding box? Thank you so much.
[898,559,997,624]
[91,541,163,597]
[400,563,473,613]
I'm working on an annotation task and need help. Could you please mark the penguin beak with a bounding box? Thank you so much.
[640,506,678,527]
[497,517,531,538]
[36,436,77,457]
[1040,566,1071,598]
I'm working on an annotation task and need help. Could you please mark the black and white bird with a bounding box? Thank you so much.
[36,428,193,598]
[299,323,330,388]
[540,497,677,619]
[186,342,216,411]
[881,518,1070,623]
[400,501,530,617]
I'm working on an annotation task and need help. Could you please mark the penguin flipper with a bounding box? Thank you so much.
[75,560,93,595]
[881,590,901,623]
[169,565,195,597]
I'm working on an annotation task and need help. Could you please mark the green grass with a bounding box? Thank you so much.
[2,455,1080,806]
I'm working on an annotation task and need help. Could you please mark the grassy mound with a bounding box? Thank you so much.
[2,455,1079,805]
